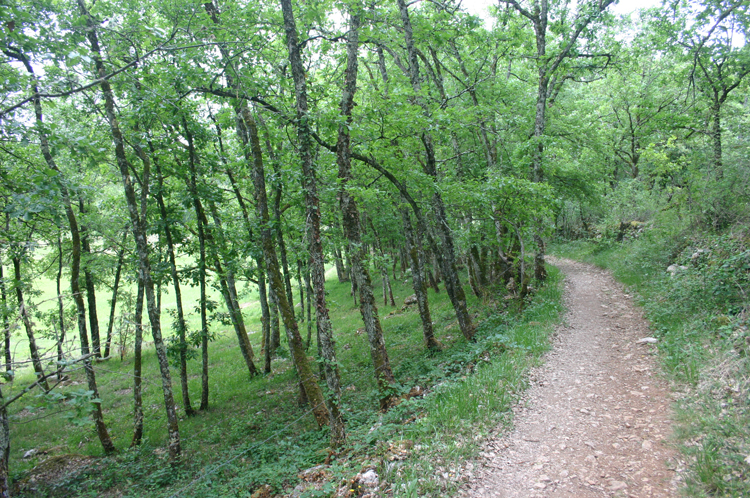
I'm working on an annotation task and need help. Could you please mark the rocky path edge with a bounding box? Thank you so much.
[459,257,685,497]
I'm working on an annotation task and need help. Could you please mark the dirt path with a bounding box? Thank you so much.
[460,257,683,497]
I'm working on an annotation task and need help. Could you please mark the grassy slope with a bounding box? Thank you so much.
[7,263,566,498]
[552,226,750,498]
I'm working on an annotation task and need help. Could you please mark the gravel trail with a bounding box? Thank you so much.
[459,257,682,497]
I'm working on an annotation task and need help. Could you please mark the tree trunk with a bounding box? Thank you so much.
[190,179,210,411]
[103,233,126,359]
[711,98,723,178]
[297,260,305,327]
[131,275,145,446]
[12,257,49,392]
[78,0,180,458]
[153,154,194,415]
[79,199,102,357]
[334,8,397,410]
[304,264,313,349]
[368,219,396,307]
[334,246,348,283]
[268,285,281,353]
[237,96,330,429]
[271,168,296,318]
[0,387,9,498]
[259,268,272,373]
[402,208,440,350]
[55,237,66,375]
[0,259,10,373]
[206,201,258,376]
[396,0,474,341]
[215,128,272,374]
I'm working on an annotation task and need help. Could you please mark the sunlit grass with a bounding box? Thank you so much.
[5,258,567,497]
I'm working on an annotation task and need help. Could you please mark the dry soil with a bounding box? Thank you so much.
[459,257,683,497]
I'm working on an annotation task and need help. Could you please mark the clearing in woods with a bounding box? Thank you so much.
[460,257,683,497]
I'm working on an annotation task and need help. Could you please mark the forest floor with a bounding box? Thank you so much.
[459,257,685,497]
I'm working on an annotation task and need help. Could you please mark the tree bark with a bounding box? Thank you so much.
[396,0,475,341]
[153,153,194,415]
[0,259,10,373]
[334,8,397,409]
[402,207,440,350]
[12,257,49,392]
[54,237,66,376]
[78,199,102,357]
[206,200,259,376]
[78,0,180,458]
[131,275,145,446]
[103,233,126,359]
[0,387,9,498]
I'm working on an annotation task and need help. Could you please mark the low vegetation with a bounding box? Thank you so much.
[7,269,563,497]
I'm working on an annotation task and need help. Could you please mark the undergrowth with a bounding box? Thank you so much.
[552,221,750,497]
[8,267,565,498]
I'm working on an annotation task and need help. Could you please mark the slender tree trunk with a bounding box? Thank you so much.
[153,154,194,415]
[103,234,126,359]
[268,285,280,353]
[711,98,723,178]
[271,168,296,317]
[0,260,10,373]
[12,257,49,392]
[6,44,117,453]
[206,201,258,376]
[79,199,102,357]
[190,181,210,411]
[297,260,305,326]
[0,386,9,498]
[402,208,440,350]
[531,72,549,282]
[259,269,272,373]
[396,0,474,341]
[304,264,313,349]
[334,246,348,283]
[334,8,396,410]
[55,237,66,375]
[235,95,330,428]
[78,0,180,458]
[131,276,145,446]
[368,220,396,307]
[214,123,272,374]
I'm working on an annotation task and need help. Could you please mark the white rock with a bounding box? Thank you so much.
[636,337,658,344]
[360,469,379,488]
[667,265,688,276]
[608,480,628,491]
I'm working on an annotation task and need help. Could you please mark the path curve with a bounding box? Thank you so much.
[460,257,682,497]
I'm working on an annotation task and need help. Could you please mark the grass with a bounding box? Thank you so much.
[5,258,566,498]
[4,256,561,496]
[551,223,750,497]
